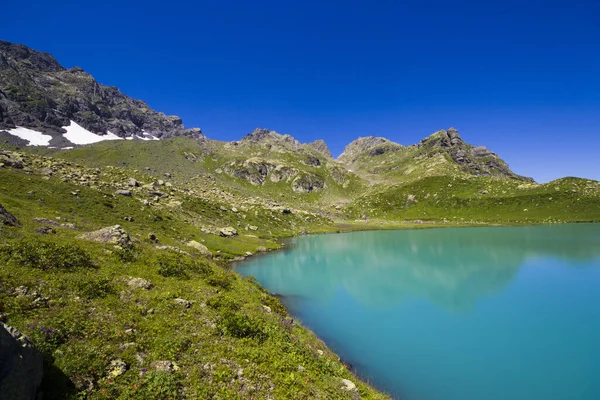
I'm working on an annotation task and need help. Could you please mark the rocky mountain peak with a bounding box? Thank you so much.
[0,40,203,142]
[338,136,401,163]
[419,128,533,181]
[307,139,332,158]
[0,40,63,72]
[241,128,301,149]
[420,128,465,148]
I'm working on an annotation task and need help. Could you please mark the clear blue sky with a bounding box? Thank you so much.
[3,0,599,182]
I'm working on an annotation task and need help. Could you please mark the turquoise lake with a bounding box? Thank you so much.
[235,224,600,400]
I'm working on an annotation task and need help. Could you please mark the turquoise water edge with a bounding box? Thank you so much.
[235,224,600,400]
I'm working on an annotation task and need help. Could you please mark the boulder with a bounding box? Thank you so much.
[340,378,357,391]
[35,227,56,234]
[219,227,238,237]
[126,277,153,290]
[0,204,20,226]
[77,225,132,247]
[107,359,127,378]
[0,323,44,400]
[114,190,132,197]
[186,241,213,258]
[173,298,192,308]
[127,178,140,187]
[151,360,180,373]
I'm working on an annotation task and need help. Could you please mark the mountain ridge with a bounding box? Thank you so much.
[0,40,203,142]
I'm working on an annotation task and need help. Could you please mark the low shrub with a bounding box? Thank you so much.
[72,278,114,299]
[205,270,234,289]
[0,240,95,271]
[219,311,267,341]
[156,251,212,279]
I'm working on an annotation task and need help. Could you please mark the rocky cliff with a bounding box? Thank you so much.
[0,41,202,140]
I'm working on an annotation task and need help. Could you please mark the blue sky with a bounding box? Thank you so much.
[3,0,599,182]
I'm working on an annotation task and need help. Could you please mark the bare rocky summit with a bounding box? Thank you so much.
[0,41,202,140]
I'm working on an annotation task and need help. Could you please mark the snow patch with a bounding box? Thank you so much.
[62,121,123,145]
[61,147,73,150]
[6,127,52,146]
[141,130,160,141]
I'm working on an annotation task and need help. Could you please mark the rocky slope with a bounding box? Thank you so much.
[0,41,202,142]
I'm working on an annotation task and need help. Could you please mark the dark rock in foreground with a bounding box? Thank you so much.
[0,323,44,400]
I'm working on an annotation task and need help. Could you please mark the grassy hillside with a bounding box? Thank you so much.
[0,158,388,399]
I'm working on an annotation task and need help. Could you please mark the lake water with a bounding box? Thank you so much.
[235,224,600,400]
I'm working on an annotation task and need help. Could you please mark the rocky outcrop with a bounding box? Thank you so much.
[0,40,202,140]
[292,173,325,193]
[0,203,19,226]
[241,128,301,150]
[223,158,277,185]
[419,128,533,181]
[337,136,402,164]
[0,323,44,400]
[77,225,132,247]
[307,139,333,158]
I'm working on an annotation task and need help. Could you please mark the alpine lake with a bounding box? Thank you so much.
[235,224,600,400]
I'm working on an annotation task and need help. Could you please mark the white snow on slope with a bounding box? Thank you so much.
[6,127,52,146]
[141,130,160,140]
[62,121,123,145]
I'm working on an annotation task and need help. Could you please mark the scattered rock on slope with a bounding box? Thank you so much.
[219,227,238,237]
[0,204,20,226]
[186,240,213,258]
[77,225,132,247]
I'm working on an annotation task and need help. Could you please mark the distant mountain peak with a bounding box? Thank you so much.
[338,136,402,163]
[307,139,332,158]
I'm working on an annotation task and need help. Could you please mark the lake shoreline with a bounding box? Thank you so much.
[231,221,600,400]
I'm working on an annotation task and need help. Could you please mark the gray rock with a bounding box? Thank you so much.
[173,298,192,308]
[151,360,180,373]
[127,178,140,187]
[115,190,132,197]
[77,225,132,247]
[126,277,153,290]
[0,203,19,226]
[340,378,357,391]
[0,323,43,400]
[292,173,325,193]
[35,226,56,234]
[219,227,238,237]
[186,241,213,258]
[0,41,203,140]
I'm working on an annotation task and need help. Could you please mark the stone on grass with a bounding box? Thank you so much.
[0,203,19,226]
[35,226,56,234]
[127,178,140,187]
[126,277,153,290]
[219,227,238,237]
[77,225,132,247]
[108,359,127,378]
[115,189,132,197]
[340,378,356,391]
[151,360,180,373]
[186,241,213,258]
[173,298,192,308]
